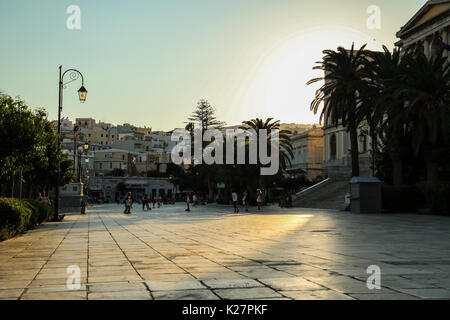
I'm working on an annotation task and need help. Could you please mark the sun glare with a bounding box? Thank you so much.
[234,25,386,125]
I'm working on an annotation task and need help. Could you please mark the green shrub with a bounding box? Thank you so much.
[381,184,425,213]
[426,182,450,215]
[22,199,53,226]
[0,198,53,241]
[0,197,32,241]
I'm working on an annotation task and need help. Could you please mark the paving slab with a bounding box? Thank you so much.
[146,279,206,291]
[1,203,450,300]
[280,290,354,300]
[214,287,283,299]
[88,290,152,300]
[152,289,219,300]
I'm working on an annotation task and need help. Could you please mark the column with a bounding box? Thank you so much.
[447,27,450,62]
[424,38,430,58]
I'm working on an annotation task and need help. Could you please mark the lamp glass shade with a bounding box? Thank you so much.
[84,143,89,150]
[78,86,88,102]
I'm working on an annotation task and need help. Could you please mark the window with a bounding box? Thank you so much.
[100,141,103,145]
[112,135,115,139]
[122,155,125,160]
[88,133,91,137]
[101,134,104,137]
[99,163,102,169]
[110,162,112,169]
[330,134,337,160]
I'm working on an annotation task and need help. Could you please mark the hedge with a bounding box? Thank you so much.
[381,184,425,213]
[426,182,450,216]
[0,197,53,241]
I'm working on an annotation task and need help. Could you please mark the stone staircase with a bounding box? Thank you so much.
[292,180,350,210]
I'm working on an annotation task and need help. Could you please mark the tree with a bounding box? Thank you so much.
[400,51,450,191]
[187,99,226,131]
[186,99,226,200]
[361,46,410,185]
[240,118,293,189]
[0,94,74,198]
[307,43,368,177]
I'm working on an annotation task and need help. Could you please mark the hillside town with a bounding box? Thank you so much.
[52,116,321,205]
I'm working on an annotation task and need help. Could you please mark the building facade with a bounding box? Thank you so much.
[289,126,324,180]
[396,0,450,59]
[88,176,176,203]
[321,122,372,180]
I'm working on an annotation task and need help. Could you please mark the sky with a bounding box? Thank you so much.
[0,0,427,131]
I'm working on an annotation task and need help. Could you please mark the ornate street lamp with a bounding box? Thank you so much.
[53,66,88,221]
[78,86,88,102]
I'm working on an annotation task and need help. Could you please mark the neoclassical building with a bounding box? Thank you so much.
[289,126,324,180]
[321,0,450,180]
[396,0,450,58]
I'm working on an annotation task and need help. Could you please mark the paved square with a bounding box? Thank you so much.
[1,203,450,300]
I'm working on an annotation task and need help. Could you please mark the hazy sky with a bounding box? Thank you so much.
[0,0,426,130]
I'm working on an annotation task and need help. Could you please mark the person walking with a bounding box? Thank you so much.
[142,194,150,211]
[193,193,197,207]
[124,192,133,214]
[157,194,162,208]
[232,191,239,213]
[186,193,191,212]
[81,192,89,214]
[242,191,249,212]
[256,189,263,211]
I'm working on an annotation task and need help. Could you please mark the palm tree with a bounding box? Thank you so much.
[400,51,450,191]
[361,46,411,185]
[240,118,294,189]
[307,43,367,177]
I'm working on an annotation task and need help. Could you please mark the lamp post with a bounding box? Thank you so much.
[53,66,88,221]
[77,146,83,182]
[73,124,79,170]
[78,142,89,182]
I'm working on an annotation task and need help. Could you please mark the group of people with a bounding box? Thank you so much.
[140,193,164,211]
[231,189,264,213]
[184,192,208,211]
[184,189,265,213]
[78,189,267,215]
[122,192,173,214]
